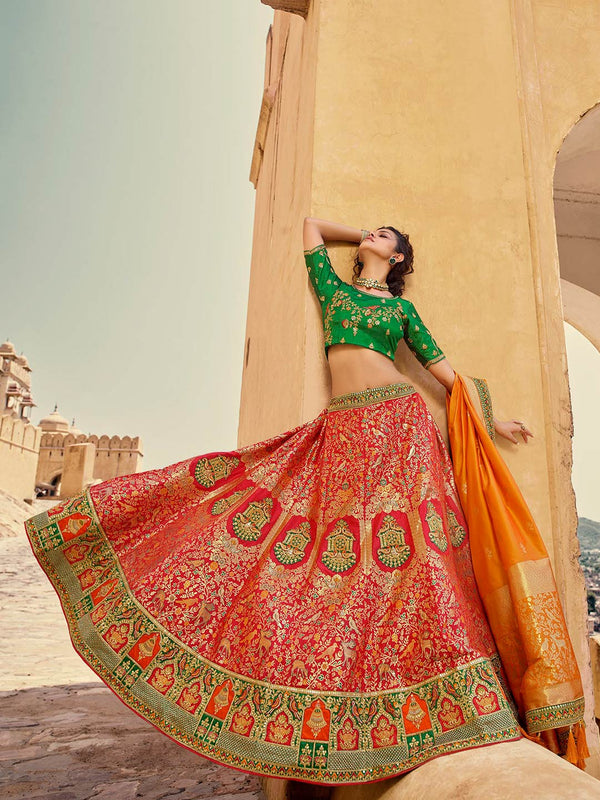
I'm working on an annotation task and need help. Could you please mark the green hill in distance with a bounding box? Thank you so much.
[577,517,600,552]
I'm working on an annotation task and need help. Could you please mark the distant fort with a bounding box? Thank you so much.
[0,339,143,502]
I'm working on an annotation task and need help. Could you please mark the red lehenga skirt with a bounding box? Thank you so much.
[24,382,522,785]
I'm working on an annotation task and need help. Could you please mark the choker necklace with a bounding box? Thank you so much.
[353,277,389,292]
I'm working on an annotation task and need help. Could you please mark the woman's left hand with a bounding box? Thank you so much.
[494,418,534,444]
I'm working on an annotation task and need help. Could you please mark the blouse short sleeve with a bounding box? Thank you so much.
[303,243,342,307]
[402,300,446,369]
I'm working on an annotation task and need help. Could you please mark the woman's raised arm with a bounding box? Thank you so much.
[303,217,365,252]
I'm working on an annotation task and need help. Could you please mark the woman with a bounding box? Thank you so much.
[24,216,586,786]
[303,216,528,435]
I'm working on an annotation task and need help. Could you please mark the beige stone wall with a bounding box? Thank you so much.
[511,4,600,762]
[238,9,320,444]
[243,0,600,773]
[0,415,41,501]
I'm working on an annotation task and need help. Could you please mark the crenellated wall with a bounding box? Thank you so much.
[36,432,144,495]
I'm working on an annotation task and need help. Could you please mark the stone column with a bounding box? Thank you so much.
[60,443,96,498]
[244,0,600,790]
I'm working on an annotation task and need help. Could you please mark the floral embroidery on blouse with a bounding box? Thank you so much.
[304,243,445,367]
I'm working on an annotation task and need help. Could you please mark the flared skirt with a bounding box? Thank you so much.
[25,382,522,785]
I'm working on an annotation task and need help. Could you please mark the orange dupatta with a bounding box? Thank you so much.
[446,373,589,768]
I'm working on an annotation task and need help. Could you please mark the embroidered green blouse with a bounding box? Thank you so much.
[304,243,446,367]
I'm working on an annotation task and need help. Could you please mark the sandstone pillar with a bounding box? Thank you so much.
[60,443,96,498]
[244,0,600,789]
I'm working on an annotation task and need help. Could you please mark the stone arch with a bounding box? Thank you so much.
[555,101,600,349]
[561,281,600,353]
[553,100,600,737]
[45,471,62,497]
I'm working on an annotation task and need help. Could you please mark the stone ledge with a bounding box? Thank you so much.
[249,85,278,187]
[262,738,600,799]
[260,1,310,17]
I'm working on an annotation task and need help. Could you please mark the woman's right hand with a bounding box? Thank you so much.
[303,217,363,251]
[493,418,534,444]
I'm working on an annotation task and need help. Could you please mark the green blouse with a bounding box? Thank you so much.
[304,243,446,367]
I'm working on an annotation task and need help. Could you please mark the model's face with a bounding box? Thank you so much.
[359,228,402,262]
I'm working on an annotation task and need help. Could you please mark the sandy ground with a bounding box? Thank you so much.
[0,489,263,800]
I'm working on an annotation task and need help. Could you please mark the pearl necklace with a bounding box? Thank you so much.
[353,277,389,292]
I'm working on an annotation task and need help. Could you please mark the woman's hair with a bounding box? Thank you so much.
[352,225,414,297]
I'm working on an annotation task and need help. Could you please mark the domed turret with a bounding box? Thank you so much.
[16,353,31,370]
[0,340,16,355]
[39,404,70,433]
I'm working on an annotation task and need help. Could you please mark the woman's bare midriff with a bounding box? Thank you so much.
[327,344,412,397]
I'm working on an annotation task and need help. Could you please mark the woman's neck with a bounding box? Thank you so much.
[358,253,390,283]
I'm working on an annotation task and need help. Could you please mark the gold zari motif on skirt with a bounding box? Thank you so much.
[25,383,528,785]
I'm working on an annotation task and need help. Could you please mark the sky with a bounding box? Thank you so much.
[2,3,599,522]
[1,0,272,470]
[564,323,600,523]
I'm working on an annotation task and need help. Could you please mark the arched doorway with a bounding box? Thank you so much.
[555,102,600,648]
[562,322,600,634]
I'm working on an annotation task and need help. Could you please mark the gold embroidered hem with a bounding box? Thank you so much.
[457,376,496,442]
[25,488,521,784]
[472,377,495,440]
[424,352,447,370]
[304,243,327,255]
[525,698,586,734]
[25,387,523,785]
